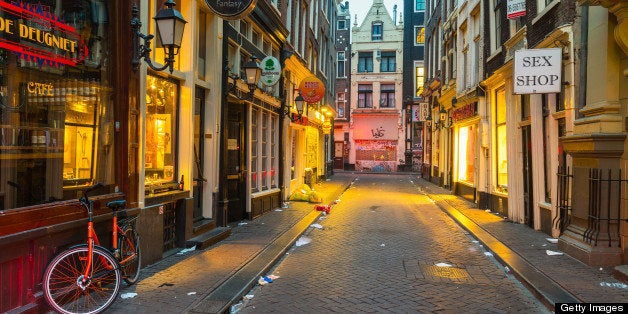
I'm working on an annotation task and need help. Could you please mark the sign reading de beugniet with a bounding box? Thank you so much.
[0,1,87,67]
[206,0,257,19]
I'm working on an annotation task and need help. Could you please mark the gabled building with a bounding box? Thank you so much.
[348,0,405,172]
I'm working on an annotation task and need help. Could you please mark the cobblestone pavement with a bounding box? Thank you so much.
[238,174,549,313]
[415,179,628,304]
[107,176,354,313]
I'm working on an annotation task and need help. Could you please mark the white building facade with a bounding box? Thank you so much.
[349,0,405,172]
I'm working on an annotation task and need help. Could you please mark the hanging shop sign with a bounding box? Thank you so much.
[451,102,477,122]
[206,0,256,20]
[299,76,325,103]
[260,56,281,86]
[507,0,526,19]
[0,1,88,67]
[514,48,562,94]
[413,103,429,122]
[322,121,332,134]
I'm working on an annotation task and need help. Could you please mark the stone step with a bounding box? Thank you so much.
[186,226,231,250]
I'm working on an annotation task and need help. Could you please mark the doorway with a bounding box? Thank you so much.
[522,125,534,228]
[226,104,246,222]
[334,142,344,169]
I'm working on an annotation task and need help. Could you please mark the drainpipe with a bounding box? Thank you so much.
[578,6,588,118]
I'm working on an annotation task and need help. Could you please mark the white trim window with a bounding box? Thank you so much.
[251,108,278,193]
[415,0,425,11]
[372,22,383,41]
[415,26,425,46]
[337,51,346,77]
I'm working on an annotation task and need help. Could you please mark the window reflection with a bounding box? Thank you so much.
[0,1,113,210]
[145,75,178,192]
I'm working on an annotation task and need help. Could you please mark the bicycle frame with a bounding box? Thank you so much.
[81,198,134,280]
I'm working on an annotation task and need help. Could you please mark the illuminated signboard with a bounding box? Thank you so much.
[0,1,87,67]
[298,76,325,103]
[206,0,256,20]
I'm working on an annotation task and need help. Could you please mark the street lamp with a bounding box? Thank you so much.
[435,106,452,129]
[131,1,187,73]
[281,92,305,122]
[226,56,262,100]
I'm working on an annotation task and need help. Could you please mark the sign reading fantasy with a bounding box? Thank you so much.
[0,1,87,67]
[206,0,256,20]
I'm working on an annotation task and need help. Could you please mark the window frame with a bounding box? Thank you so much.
[379,84,396,108]
[414,26,425,46]
[415,0,426,11]
[358,84,373,108]
[372,22,383,41]
[358,52,373,73]
[379,51,396,72]
[337,51,346,77]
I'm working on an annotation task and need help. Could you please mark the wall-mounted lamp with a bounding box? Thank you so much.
[131,1,187,73]
[226,56,262,100]
[425,114,432,130]
[281,93,305,122]
[434,107,453,129]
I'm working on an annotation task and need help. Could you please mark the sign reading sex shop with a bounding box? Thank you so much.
[0,1,87,67]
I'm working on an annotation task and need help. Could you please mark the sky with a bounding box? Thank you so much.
[348,0,402,27]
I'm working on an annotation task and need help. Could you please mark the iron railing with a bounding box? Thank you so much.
[554,166,572,233]
[554,167,623,247]
[584,168,623,247]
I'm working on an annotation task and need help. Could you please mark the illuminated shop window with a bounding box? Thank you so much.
[457,125,475,183]
[145,75,178,190]
[0,1,113,210]
[495,88,508,193]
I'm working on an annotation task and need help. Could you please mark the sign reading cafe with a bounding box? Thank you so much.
[0,1,88,67]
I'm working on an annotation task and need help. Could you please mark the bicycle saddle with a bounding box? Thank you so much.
[106,199,126,210]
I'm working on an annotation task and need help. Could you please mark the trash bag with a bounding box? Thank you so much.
[289,184,313,202]
[308,191,322,203]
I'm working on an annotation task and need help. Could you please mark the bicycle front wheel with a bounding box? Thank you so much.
[119,226,141,285]
[43,246,122,314]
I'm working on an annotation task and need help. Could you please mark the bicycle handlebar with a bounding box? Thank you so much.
[82,182,104,201]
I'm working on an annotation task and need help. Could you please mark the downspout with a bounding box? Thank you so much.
[578,6,588,118]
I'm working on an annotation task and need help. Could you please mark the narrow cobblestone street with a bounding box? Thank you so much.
[238,174,549,313]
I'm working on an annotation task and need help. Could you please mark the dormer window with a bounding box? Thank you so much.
[372,22,383,41]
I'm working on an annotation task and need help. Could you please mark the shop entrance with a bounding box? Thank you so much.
[522,125,534,228]
[334,142,344,169]
[226,104,246,222]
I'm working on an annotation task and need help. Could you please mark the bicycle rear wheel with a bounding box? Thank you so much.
[43,246,121,314]
[119,226,141,285]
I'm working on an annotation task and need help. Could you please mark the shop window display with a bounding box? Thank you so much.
[0,0,113,210]
[145,75,178,192]
[457,125,475,183]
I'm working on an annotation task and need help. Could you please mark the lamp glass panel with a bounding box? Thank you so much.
[173,18,186,47]
[155,19,175,46]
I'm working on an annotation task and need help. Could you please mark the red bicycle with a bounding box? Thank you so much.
[42,183,141,314]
